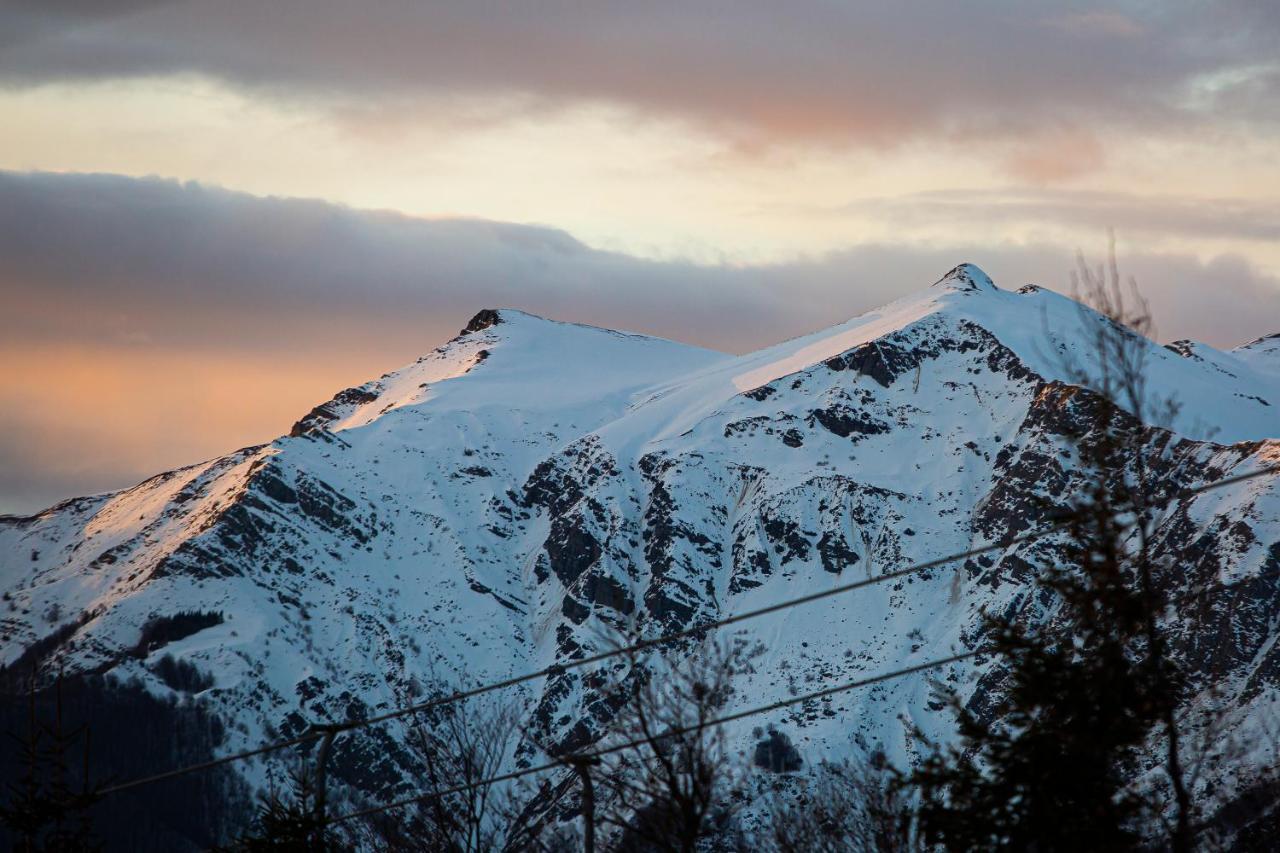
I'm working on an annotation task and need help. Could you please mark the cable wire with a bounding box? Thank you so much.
[96,461,1279,797]
[326,533,1280,827]
[326,649,985,826]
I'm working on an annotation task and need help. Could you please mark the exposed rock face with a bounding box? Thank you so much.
[461,308,504,335]
[289,386,381,436]
[2,274,1278,847]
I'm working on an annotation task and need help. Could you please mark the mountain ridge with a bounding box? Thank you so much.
[2,265,1278,847]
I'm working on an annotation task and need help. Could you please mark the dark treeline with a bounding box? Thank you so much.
[0,673,249,851]
[131,611,226,658]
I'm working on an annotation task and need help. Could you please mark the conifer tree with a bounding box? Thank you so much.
[903,246,1192,850]
[0,673,101,852]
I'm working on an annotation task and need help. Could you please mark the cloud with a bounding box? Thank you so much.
[838,188,1280,244]
[2,1,1277,158]
[1004,130,1108,184]
[5,170,1277,352]
[1046,11,1144,39]
[2,170,1278,514]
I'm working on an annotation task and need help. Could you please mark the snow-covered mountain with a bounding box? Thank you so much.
[2,264,1278,846]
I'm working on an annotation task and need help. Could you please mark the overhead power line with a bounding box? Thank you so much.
[324,536,1280,827]
[325,649,985,827]
[97,461,1279,798]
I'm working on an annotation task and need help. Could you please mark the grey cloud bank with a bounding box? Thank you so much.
[3,1,1278,149]
[5,170,1278,355]
[2,170,1278,514]
[4,170,1278,354]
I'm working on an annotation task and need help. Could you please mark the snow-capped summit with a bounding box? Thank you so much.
[932,261,997,292]
[289,306,726,441]
[2,266,1277,846]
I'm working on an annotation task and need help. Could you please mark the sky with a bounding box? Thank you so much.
[1,1,1279,513]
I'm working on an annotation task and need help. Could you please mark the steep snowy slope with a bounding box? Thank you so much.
[0,313,728,796]
[2,265,1277,846]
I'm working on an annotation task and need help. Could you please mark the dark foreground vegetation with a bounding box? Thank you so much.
[0,672,249,851]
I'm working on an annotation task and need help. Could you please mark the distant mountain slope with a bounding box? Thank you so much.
[1233,332,1280,382]
[2,264,1277,848]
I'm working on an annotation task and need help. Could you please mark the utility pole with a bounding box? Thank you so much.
[310,723,343,844]
[566,755,601,853]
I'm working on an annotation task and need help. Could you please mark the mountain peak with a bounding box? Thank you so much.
[460,308,504,336]
[933,263,996,292]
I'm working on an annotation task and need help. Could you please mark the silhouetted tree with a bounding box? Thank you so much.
[590,639,751,853]
[904,484,1173,849]
[231,763,337,852]
[903,242,1194,850]
[762,757,911,853]
[0,673,101,852]
[360,682,551,852]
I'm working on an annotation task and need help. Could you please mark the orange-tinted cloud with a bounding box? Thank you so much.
[1005,129,1108,184]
